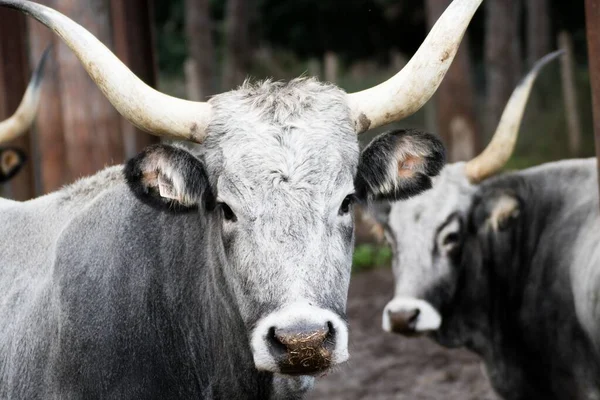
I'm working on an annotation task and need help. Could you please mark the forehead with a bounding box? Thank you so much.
[202,78,359,194]
[388,163,474,236]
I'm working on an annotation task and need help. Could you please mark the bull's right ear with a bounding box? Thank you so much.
[355,129,445,202]
[125,144,214,212]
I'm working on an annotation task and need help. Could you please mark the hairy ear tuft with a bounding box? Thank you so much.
[124,144,213,212]
[355,129,445,202]
[471,190,521,233]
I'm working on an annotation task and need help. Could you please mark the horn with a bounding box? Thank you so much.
[464,50,564,183]
[348,0,483,134]
[0,0,212,143]
[0,45,51,144]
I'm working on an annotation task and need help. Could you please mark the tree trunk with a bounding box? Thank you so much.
[53,0,124,180]
[27,0,69,194]
[184,0,214,101]
[0,8,34,200]
[584,0,600,205]
[558,31,582,157]
[426,0,479,162]
[526,0,551,67]
[324,51,339,84]
[307,58,321,79]
[485,0,523,135]
[222,0,250,90]
[110,0,159,158]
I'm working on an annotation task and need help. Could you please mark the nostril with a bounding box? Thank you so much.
[326,321,334,336]
[267,326,287,356]
[325,321,336,348]
[388,308,421,334]
[408,309,420,326]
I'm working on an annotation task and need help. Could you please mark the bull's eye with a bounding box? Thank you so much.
[443,232,460,246]
[339,194,355,215]
[219,202,237,222]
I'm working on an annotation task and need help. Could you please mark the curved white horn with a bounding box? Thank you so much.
[465,50,564,183]
[0,0,212,143]
[348,0,483,133]
[0,46,50,144]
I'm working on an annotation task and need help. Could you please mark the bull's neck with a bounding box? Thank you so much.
[449,203,597,399]
[140,209,273,398]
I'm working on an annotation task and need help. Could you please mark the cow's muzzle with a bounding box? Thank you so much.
[382,297,441,336]
[267,323,334,374]
[251,303,348,375]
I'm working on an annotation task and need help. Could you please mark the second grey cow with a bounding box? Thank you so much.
[372,52,600,399]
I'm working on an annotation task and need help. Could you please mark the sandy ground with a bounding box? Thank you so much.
[307,268,498,400]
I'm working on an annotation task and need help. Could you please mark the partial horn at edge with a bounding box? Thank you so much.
[0,0,212,143]
[347,0,483,134]
[0,45,51,144]
[464,49,564,183]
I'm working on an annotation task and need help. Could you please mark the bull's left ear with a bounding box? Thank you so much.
[472,190,521,232]
[355,129,445,202]
[0,147,27,183]
[125,144,214,212]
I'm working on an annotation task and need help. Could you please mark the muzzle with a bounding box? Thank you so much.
[251,302,349,375]
[382,297,441,336]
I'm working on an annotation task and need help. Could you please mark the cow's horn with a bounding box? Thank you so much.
[0,45,51,144]
[464,50,564,183]
[347,0,483,134]
[0,0,212,143]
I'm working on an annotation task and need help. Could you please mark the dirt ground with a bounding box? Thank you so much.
[307,268,498,400]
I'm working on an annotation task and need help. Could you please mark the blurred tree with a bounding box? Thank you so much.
[558,31,582,156]
[258,0,393,63]
[527,0,551,67]
[585,0,600,199]
[110,0,159,158]
[154,0,187,77]
[324,51,339,83]
[222,0,251,90]
[485,0,523,135]
[27,0,69,194]
[526,0,551,113]
[184,0,215,100]
[0,8,34,200]
[426,0,479,162]
[50,0,124,179]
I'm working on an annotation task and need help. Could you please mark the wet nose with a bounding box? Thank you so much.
[388,308,420,335]
[267,323,334,375]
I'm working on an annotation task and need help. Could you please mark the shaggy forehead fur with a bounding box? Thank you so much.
[199,78,359,202]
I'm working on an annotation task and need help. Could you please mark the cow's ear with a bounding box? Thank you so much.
[125,144,214,212]
[0,147,27,183]
[355,129,445,202]
[472,190,521,232]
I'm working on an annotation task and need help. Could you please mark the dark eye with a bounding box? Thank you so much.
[339,194,355,215]
[443,232,460,246]
[219,203,237,222]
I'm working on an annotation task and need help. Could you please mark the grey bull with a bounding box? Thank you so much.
[0,46,49,183]
[0,0,483,398]
[373,51,600,399]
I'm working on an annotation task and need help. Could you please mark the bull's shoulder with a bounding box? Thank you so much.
[54,181,209,277]
[57,165,126,205]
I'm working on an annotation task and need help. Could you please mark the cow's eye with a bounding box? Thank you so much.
[443,232,460,246]
[219,202,237,222]
[339,194,355,215]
